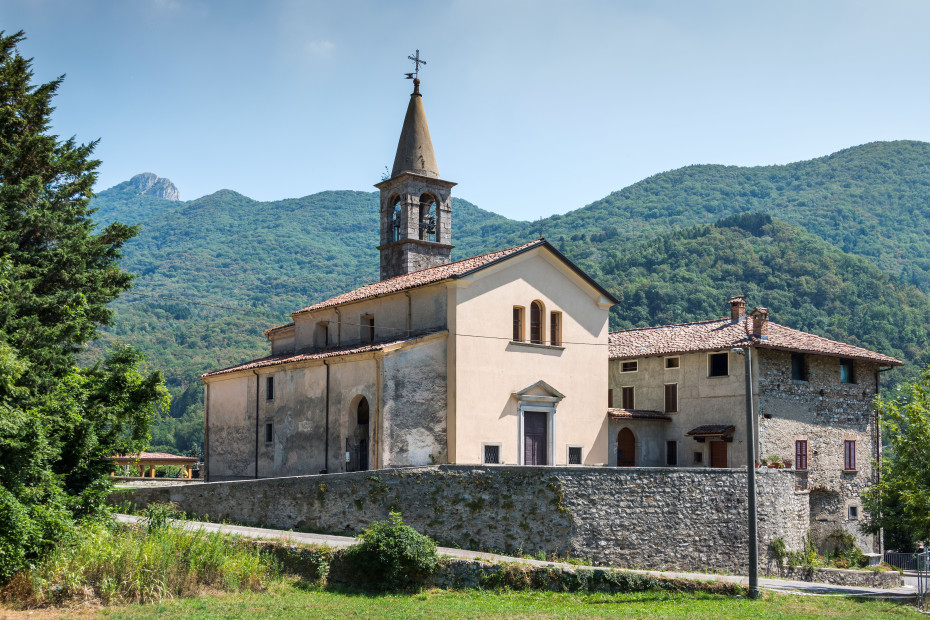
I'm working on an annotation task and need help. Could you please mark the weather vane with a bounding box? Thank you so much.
[405,49,426,80]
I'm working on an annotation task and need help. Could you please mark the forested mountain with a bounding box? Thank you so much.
[84,140,930,455]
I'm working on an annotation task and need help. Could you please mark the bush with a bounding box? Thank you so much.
[339,512,438,591]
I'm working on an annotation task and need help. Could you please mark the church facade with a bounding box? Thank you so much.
[202,78,618,481]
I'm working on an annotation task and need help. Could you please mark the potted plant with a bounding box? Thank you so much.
[766,454,782,469]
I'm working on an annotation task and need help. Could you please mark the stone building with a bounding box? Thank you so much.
[606,296,902,551]
[201,78,618,481]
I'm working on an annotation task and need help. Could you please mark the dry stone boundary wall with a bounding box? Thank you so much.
[111,465,803,573]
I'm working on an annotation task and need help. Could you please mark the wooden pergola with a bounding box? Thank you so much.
[107,451,199,479]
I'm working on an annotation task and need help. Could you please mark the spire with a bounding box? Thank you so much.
[391,78,440,179]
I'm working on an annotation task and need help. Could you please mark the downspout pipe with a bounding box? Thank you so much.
[253,370,260,479]
[875,365,894,555]
[322,360,330,474]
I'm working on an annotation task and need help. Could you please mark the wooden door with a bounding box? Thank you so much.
[710,441,728,468]
[524,412,548,465]
[617,428,635,466]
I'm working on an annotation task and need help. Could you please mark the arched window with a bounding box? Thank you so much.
[357,397,369,425]
[530,301,544,344]
[390,197,402,242]
[418,193,437,242]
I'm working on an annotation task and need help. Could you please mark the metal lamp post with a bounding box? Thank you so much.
[732,346,759,599]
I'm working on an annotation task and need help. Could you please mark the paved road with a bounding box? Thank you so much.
[116,514,916,599]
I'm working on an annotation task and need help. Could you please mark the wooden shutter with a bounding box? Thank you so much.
[530,302,542,344]
[664,384,678,413]
[608,388,613,408]
[795,440,808,470]
[844,440,856,470]
[621,387,634,409]
[513,307,523,341]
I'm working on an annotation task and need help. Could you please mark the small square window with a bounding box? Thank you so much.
[665,357,680,369]
[264,421,273,444]
[708,352,728,377]
[694,451,703,464]
[568,446,583,465]
[621,386,634,409]
[621,360,638,373]
[666,441,678,466]
[265,376,275,401]
[483,444,500,464]
[848,506,859,520]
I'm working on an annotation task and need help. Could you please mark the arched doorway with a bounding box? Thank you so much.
[356,397,370,471]
[617,428,635,467]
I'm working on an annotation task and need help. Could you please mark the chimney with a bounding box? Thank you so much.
[749,307,770,337]
[729,296,747,322]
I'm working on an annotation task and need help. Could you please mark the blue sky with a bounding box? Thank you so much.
[4,0,930,220]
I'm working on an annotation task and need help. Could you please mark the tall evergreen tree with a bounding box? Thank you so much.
[0,30,137,394]
[0,30,168,582]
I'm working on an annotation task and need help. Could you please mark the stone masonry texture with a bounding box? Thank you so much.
[112,465,804,573]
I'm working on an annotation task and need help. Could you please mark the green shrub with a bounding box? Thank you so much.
[340,511,438,591]
[143,501,182,532]
[825,529,867,569]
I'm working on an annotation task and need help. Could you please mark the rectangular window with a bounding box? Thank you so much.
[664,383,678,413]
[848,506,859,520]
[361,315,375,343]
[840,359,855,384]
[264,421,273,444]
[791,353,808,381]
[666,441,678,466]
[265,376,274,401]
[708,352,728,377]
[795,440,808,470]
[550,311,562,346]
[483,444,500,464]
[512,306,524,342]
[620,360,638,373]
[568,446,583,465]
[314,321,329,349]
[844,440,856,470]
[607,388,613,408]
[694,451,703,464]
[665,356,680,369]
[621,386,634,409]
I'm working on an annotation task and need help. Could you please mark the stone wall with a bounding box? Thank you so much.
[757,350,880,551]
[111,465,803,574]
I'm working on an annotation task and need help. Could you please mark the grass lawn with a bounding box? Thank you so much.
[80,584,920,620]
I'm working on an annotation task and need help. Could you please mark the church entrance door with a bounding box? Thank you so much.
[523,411,548,465]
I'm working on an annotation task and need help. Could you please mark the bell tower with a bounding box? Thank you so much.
[375,72,455,281]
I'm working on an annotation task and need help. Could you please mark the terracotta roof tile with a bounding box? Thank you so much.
[264,322,294,336]
[608,318,902,366]
[686,425,736,437]
[607,408,672,421]
[201,331,445,378]
[294,240,546,314]
[108,452,198,463]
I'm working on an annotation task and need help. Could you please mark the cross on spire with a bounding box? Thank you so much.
[407,49,426,78]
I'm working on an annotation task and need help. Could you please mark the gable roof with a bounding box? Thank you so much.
[291,239,619,316]
[608,317,902,366]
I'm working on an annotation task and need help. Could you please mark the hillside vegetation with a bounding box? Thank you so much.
[84,141,930,455]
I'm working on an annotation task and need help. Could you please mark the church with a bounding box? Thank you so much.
[201,77,619,481]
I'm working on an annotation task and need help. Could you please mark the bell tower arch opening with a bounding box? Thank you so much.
[375,75,456,281]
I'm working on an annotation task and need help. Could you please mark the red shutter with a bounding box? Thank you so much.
[844,440,856,470]
[795,440,807,470]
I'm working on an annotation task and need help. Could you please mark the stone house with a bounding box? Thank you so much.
[201,78,618,481]
[606,296,902,550]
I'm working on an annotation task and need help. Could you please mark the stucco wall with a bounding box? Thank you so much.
[114,465,803,574]
[449,248,611,466]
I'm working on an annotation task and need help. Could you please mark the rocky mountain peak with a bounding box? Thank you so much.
[126,172,180,201]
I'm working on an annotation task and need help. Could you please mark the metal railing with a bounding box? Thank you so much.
[918,550,929,612]
[885,551,920,572]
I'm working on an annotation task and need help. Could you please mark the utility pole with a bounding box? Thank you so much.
[733,346,759,599]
